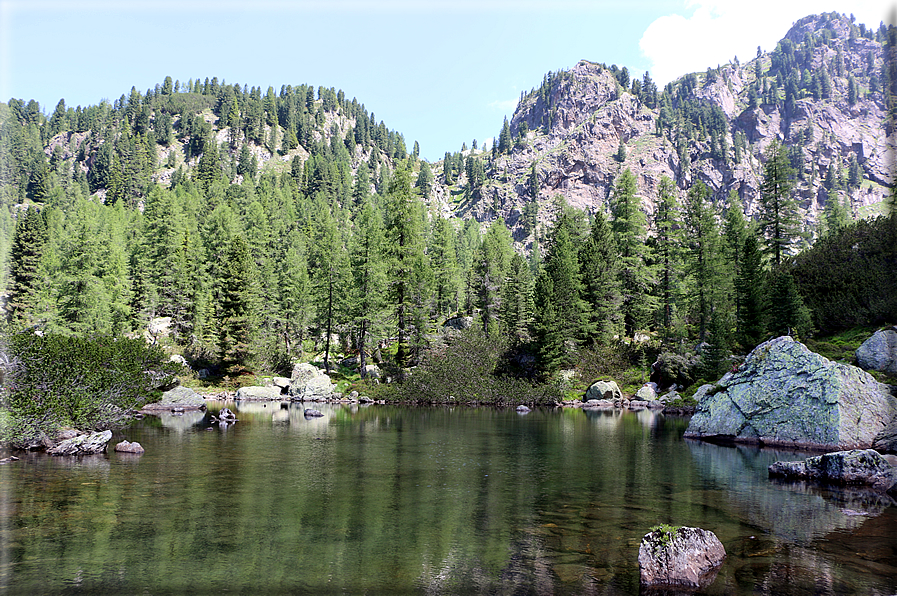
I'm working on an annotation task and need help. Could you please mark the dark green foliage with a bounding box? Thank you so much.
[7,207,48,328]
[792,216,897,333]
[736,234,767,350]
[759,140,798,266]
[766,266,814,338]
[218,235,257,373]
[4,332,180,444]
[399,327,562,405]
[579,210,623,345]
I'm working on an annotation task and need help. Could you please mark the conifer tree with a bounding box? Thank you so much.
[311,207,351,372]
[276,229,311,356]
[350,197,388,377]
[500,252,534,344]
[722,191,749,324]
[682,181,724,342]
[7,207,48,328]
[579,210,623,345]
[477,219,514,336]
[385,166,428,366]
[736,234,766,350]
[429,217,461,320]
[533,213,586,371]
[759,140,798,266]
[766,267,813,338]
[218,235,257,372]
[653,176,683,339]
[610,168,656,336]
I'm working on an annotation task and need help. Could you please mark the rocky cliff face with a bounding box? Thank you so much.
[438,12,894,245]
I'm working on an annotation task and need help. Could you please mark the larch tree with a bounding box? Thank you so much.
[759,140,798,266]
[579,210,623,346]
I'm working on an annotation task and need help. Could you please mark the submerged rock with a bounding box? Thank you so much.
[638,526,726,591]
[48,430,112,456]
[685,336,897,450]
[768,449,897,491]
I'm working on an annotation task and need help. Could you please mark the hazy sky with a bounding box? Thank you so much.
[1,0,892,160]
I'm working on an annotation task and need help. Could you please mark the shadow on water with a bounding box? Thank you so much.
[0,404,894,595]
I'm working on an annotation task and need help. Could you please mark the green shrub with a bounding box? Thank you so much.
[2,332,181,445]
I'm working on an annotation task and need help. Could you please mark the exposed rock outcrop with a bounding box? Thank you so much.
[288,363,334,400]
[638,526,726,591]
[48,430,112,456]
[768,449,897,491]
[685,336,897,450]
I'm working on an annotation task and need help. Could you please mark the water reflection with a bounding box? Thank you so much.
[2,405,895,595]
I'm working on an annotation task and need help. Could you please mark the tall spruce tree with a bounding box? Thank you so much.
[579,210,623,345]
[218,235,257,372]
[610,168,656,336]
[759,140,798,266]
[736,234,766,350]
[350,197,388,377]
[682,181,724,342]
[7,207,48,328]
[477,219,514,336]
[653,176,684,339]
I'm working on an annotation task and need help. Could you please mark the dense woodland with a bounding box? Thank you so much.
[0,15,895,414]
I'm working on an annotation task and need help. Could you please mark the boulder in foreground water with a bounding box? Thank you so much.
[48,430,112,456]
[685,336,897,450]
[114,440,145,455]
[638,525,725,591]
[768,449,897,491]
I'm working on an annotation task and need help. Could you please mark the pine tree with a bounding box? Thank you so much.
[277,229,311,356]
[7,207,48,328]
[682,181,725,342]
[350,197,388,377]
[759,140,798,266]
[218,235,257,373]
[579,210,623,345]
[736,234,766,350]
[500,253,534,344]
[476,219,514,336]
[429,217,461,320]
[766,266,813,338]
[532,213,586,371]
[610,169,656,336]
[653,176,684,339]
[722,191,749,326]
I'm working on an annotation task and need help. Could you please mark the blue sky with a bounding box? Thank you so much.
[1,0,891,161]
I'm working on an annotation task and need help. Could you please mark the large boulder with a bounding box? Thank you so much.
[114,440,145,455]
[288,363,334,400]
[769,449,897,491]
[235,386,283,400]
[856,328,897,376]
[638,526,726,591]
[142,385,206,411]
[585,380,622,402]
[48,430,112,456]
[685,336,897,450]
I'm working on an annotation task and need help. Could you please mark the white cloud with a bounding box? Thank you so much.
[640,0,894,85]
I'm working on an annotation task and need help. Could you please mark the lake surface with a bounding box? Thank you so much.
[1,402,896,595]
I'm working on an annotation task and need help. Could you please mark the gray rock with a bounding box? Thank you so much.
[304,409,324,418]
[685,336,897,450]
[638,526,726,590]
[142,385,206,411]
[169,354,189,367]
[856,328,897,375]
[769,449,897,491]
[648,400,665,409]
[585,380,622,402]
[114,440,145,454]
[516,405,531,413]
[636,384,657,401]
[585,399,615,408]
[235,386,283,400]
[48,430,112,456]
[218,407,237,422]
[873,417,897,453]
[443,316,473,331]
[272,376,291,389]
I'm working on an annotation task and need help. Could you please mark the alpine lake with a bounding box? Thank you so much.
[1,401,896,595]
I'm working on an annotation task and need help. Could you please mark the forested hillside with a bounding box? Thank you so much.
[0,12,894,392]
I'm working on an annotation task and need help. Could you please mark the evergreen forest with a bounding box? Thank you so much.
[0,14,896,431]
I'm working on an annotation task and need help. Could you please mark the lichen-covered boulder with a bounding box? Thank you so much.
[585,380,622,402]
[636,384,658,401]
[856,328,897,375]
[48,430,112,456]
[685,336,897,450]
[769,449,897,491]
[638,526,726,590]
[143,385,206,411]
[289,363,333,399]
